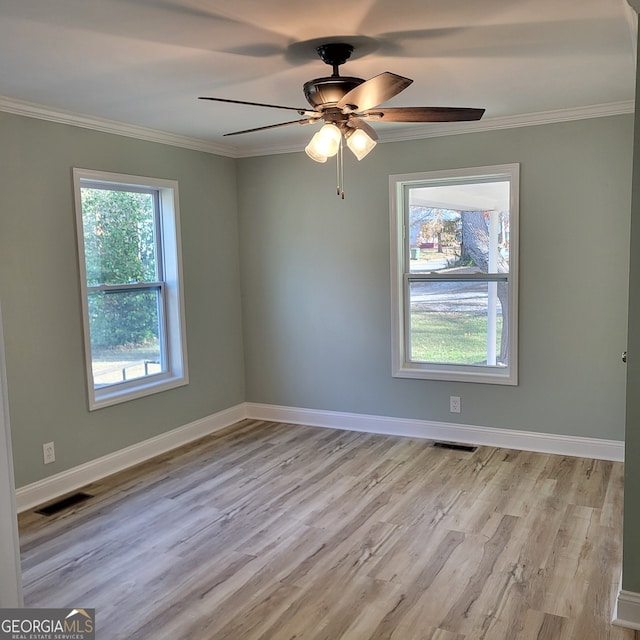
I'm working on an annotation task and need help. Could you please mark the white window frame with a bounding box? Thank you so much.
[389,164,519,385]
[73,168,188,410]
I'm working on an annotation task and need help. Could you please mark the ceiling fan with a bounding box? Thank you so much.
[199,42,485,197]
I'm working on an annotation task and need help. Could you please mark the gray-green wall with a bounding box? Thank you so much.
[0,112,245,488]
[0,109,633,494]
[623,15,640,594]
[238,116,632,439]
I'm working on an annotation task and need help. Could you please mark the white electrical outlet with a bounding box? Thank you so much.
[450,396,461,414]
[43,442,55,464]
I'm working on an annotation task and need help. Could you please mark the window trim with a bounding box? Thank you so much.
[73,168,188,410]
[389,163,519,385]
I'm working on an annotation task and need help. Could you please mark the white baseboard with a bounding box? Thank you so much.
[15,403,245,513]
[245,403,624,462]
[613,581,640,630]
[16,401,624,513]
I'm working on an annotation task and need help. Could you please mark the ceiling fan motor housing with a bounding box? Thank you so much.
[303,76,365,109]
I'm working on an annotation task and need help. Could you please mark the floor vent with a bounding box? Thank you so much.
[35,492,93,516]
[433,442,478,453]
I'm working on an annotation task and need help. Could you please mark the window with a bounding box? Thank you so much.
[390,164,519,385]
[73,169,188,409]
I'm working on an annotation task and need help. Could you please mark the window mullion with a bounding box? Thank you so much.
[87,282,163,293]
[406,273,509,283]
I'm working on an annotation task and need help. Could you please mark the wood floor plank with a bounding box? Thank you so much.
[366,529,466,639]
[18,419,635,639]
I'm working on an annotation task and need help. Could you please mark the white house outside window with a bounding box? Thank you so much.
[390,164,519,385]
[73,169,188,409]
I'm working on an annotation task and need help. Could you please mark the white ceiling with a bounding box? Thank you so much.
[0,0,636,157]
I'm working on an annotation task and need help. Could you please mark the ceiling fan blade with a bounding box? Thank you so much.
[337,72,413,112]
[223,119,317,137]
[199,96,316,116]
[128,0,239,22]
[360,106,485,123]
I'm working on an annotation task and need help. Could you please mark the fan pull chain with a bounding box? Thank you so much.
[336,136,345,199]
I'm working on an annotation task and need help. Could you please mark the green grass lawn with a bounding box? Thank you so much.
[410,311,502,365]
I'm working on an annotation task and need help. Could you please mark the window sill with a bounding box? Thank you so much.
[393,363,517,386]
[89,373,189,411]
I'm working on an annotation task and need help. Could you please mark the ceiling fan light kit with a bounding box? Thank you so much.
[305,123,342,161]
[304,137,328,163]
[345,127,377,161]
[199,41,485,198]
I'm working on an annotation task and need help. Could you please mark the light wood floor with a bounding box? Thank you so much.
[19,420,637,639]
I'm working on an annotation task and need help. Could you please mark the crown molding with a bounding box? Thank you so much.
[236,100,635,157]
[0,95,634,160]
[377,100,636,144]
[0,95,238,158]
